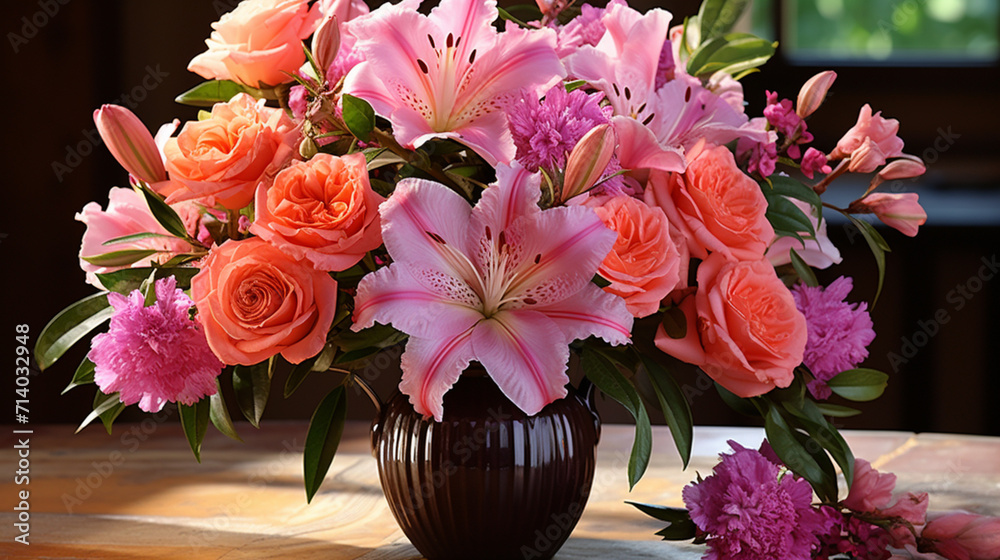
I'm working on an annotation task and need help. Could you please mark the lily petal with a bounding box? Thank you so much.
[471,309,569,416]
[534,283,632,346]
[399,330,476,421]
[613,115,686,173]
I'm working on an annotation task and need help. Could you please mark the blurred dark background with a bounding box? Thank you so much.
[1,0,998,435]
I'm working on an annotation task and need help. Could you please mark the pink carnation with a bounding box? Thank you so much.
[89,277,224,413]
[792,277,876,399]
[683,441,830,560]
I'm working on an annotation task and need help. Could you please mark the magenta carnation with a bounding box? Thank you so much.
[89,276,224,413]
[683,441,829,560]
[814,507,893,560]
[792,277,876,399]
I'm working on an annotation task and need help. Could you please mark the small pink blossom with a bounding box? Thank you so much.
[801,147,832,179]
[851,193,927,237]
[830,104,905,163]
[763,91,813,159]
[89,277,224,413]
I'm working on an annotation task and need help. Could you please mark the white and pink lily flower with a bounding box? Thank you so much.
[343,0,566,165]
[352,165,633,420]
[565,2,766,173]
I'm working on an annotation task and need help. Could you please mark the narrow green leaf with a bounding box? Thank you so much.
[96,267,200,294]
[699,0,751,41]
[687,33,776,78]
[581,347,652,488]
[764,406,838,502]
[36,292,113,370]
[176,79,263,107]
[627,501,691,523]
[63,358,96,394]
[285,345,336,398]
[77,391,124,434]
[848,216,890,306]
[341,94,375,142]
[82,249,159,267]
[655,519,700,541]
[765,194,816,237]
[564,79,587,92]
[233,359,272,428]
[640,356,693,469]
[715,382,761,416]
[814,403,862,418]
[496,6,529,27]
[789,249,819,288]
[304,386,348,502]
[782,399,855,488]
[365,148,407,171]
[179,397,211,462]
[827,368,889,402]
[135,183,191,240]
[102,232,180,246]
[766,175,823,218]
[209,377,242,442]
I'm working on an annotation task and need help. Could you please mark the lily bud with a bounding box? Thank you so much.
[850,192,926,237]
[923,511,1000,560]
[311,14,341,81]
[847,137,887,174]
[94,105,167,183]
[796,70,836,118]
[879,155,926,180]
[562,124,616,202]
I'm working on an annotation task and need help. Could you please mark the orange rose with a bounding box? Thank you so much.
[590,195,688,318]
[191,237,338,365]
[188,0,321,87]
[251,153,384,272]
[164,93,298,210]
[645,144,773,261]
[655,254,806,397]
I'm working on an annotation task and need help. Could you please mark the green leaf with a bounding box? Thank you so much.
[765,194,816,238]
[564,79,587,92]
[715,382,761,416]
[766,175,823,218]
[655,519,700,541]
[63,358,96,394]
[686,33,776,79]
[581,347,652,489]
[285,344,337,398]
[847,215,890,306]
[179,397,211,462]
[827,368,889,402]
[77,391,125,434]
[627,501,690,523]
[176,79,263,107]
[209,377,242,442]
[335,324,407,364]
[365,148,407,171]
[96,267,200,294]
[233,359,273,428]
[496,6,529,27]
[789,249,819,288]
[698,0,751,41]
[102,232,180,246]
[341,94,375,142]
[814,403,862,418]
[640,356,693,469]
[82,249,159,267]
[764,406,838,502]
[303,385,348,502]
[36,292,113,370]
[135,183,191,240]
[782,399,855,489]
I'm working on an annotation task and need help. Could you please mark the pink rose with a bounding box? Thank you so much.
[830,103,905,163]
[590,195,687,318]
[76,187,198,289]
[188,0,321,87]
[767,198,842,269]
[654,254,807,397]
[191,237,338,365]
[645,144,774,261]
[850,193,927,237]
[923,511,1000,560]
[164,93,299,210]
[251,153,384,272]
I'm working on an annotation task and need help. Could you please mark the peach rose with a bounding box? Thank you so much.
[644,144,774,261]
[590,195,688,318]
[191,237,338,365]
[654,253,806,397]
[251,153,384,271]
[188,0,321,87]
[164,93,298,210]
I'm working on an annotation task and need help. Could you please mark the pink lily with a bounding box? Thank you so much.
[94,105,167,184]
[564,3,765,173]
[352,165,633,420]
[342,0,565,166]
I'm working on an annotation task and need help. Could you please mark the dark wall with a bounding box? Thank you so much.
[2,0,997,435]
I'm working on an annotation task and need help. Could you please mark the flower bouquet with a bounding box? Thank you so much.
[36,0,1000,558]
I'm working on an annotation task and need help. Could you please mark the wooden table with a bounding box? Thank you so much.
[4,422,1000,559]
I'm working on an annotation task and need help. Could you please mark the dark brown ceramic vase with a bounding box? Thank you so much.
[371,366,601,560]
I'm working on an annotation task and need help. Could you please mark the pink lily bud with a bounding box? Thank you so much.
[796,70,836,118]
[847,137,887,174]
[830,104,904,161]
[94,105,167,184]
[311,14,341,80]
[562,124,616,202]
[923,511,1000,560]
[879,155,926,180]
[851,193,927,237]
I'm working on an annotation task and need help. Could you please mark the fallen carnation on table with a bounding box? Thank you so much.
[36,0,993,558]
